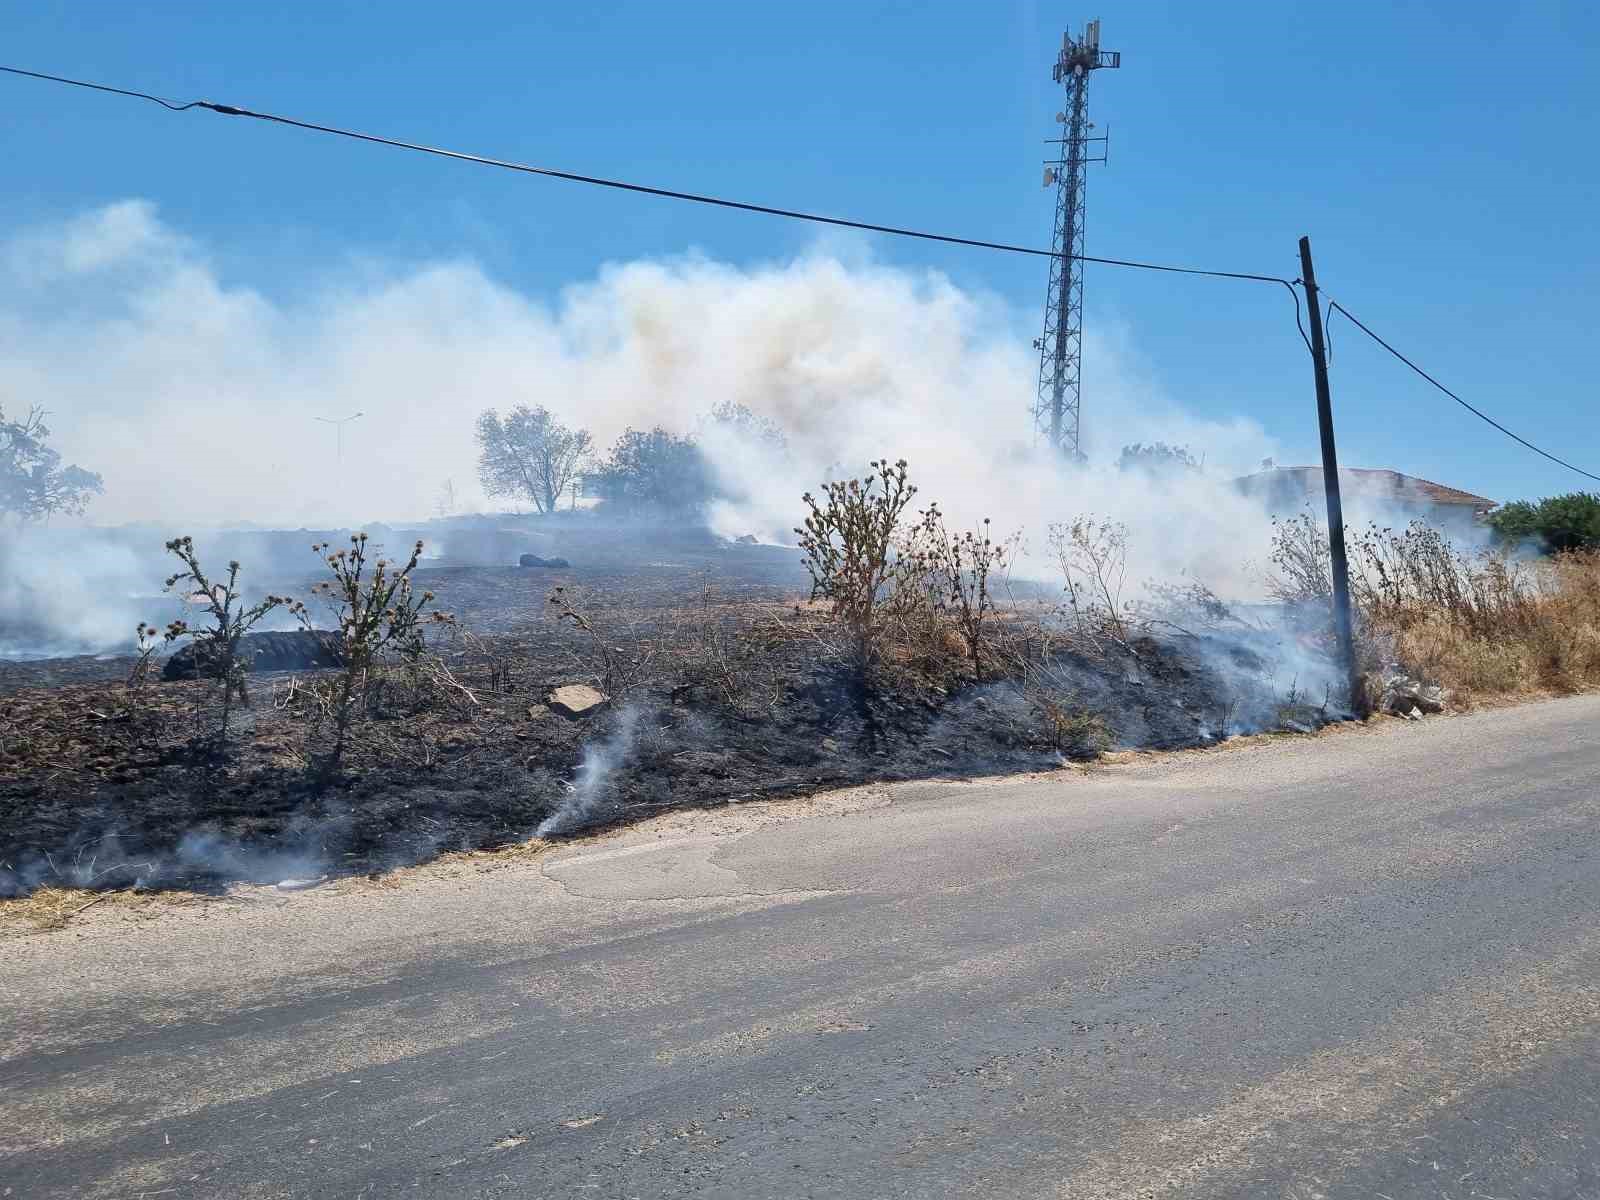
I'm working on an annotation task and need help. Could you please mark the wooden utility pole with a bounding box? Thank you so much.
[1297,236,1360,711]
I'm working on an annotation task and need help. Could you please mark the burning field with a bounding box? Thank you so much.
[5,204,1595,914]
[1,207,1370,903]
[0,516,1342,900]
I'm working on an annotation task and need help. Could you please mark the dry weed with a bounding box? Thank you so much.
[0,884,207,937]
[1369,541,1600,700]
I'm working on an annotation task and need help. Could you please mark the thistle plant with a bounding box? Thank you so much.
[300,533,452,772]
[161,536,291,744]
[909,506,1014,681]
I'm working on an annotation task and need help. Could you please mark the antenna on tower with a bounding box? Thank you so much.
[1032,18,1119,460]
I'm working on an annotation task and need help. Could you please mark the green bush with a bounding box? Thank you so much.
[1488,492,1600,554]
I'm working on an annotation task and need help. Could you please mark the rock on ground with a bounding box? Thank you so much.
[548,684,609,717]
[161,630,346,681]
[1381,673,1447,716]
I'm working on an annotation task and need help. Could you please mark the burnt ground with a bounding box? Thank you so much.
[0,523,1333,897]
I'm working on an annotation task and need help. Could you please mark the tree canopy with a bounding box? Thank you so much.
[475,406,593,515]
[0,405,103,524]
[1117,442,1200,474]
[1488,492,1600,553]
[588,427,712,514]
[703,401,788,453]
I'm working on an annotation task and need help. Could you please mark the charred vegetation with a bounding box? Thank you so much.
[2,468,1382,899]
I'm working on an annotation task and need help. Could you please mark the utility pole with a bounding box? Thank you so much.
[1033,19,1119,460]
[1297,237,1359,710]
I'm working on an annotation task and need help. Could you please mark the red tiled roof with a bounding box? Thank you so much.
[1236,467,1497,509]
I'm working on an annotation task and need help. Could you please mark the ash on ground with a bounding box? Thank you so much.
[0,523,1340,898]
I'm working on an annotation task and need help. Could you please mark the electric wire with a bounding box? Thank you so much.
[49,58,1587,476]
[0,64,204,111]
[1287,280,1313,355]
[2,64,1294,286]
[1325,298,1600,485]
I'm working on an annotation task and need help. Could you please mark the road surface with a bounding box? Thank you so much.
[5,695,1600,1198]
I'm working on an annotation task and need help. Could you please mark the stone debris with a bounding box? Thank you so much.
[275,875,328,892]
[1380,671,1447,717]
[162,630,345,681]
[548,684,609,718]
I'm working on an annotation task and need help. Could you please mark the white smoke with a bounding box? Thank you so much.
[0,528,156,658]
[1,200,1286,599]
[536,705,643,837]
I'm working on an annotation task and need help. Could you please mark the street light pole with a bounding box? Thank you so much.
[314,411,364,468]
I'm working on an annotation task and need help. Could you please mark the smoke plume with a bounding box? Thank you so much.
[537,705,644,837]
[1,201,1285,597]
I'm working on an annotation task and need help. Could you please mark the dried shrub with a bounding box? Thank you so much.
[126,621,160,693]
[795,458,926,672]
[1027,689,1113,759]
[908,508,1015,682]
[1047,517,1142,654]
[1143,578,1244,635]
[1379,549,1600,699]
[547,586,663,698]
[663,586,789,718]
[109,621,169,733]
[1350,521,1531,637]
[298,534,453,772]
[1268,513,1600,703]
[160,536,291,744]
[450,626,518,696]
[1267,509,1333,607]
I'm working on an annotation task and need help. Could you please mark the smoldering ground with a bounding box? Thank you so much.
[0,203,1365,898]
[0,534,1352,899]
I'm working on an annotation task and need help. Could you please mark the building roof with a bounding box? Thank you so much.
[1235,467,1497,510]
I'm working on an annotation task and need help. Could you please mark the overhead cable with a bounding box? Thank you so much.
[1326,298,1600,485]
[1,64,1294,286]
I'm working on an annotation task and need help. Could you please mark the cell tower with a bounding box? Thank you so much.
[1033,19,1119,459]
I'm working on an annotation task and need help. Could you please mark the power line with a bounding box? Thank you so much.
[15,66,1588,483]
[1,64,1294,286]
[1326,298,1600,485]
[0,64,204,111]
[14,61,1590,484]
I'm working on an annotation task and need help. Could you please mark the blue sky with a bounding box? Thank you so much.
[2,0,1596,504]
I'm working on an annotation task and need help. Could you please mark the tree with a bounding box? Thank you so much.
[0,405,103,524]
[703,401,788,452]
[1117,442,1200,474]
[588,427,712,513]
[1488,492,1600,553]
[475,406,592,515]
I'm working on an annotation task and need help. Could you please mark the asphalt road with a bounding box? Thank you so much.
[5,696,1600,1199]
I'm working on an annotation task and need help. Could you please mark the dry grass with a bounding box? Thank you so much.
[0,883,211,938]
[0,840,557,937]
[1269,513,1600,708]
[344,836,554,892]
[1364,540,1600,706]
